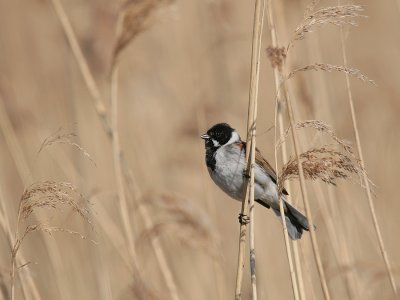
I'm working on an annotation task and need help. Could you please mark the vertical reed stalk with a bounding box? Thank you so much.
[282,70,331,300]
[110,65,137,265]
[10,201,23,300]
[338,19,398,297]
[0,96,42,300]
[266,1,303,299]
[49,1,181,298]
[50,0,111,137]
[235,0,265,299]
[124,164,181,300]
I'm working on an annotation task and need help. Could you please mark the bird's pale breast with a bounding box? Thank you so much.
[209,144,279,208]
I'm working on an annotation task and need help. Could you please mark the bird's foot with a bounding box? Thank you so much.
[242,170,251,179]
[238,213,250,225]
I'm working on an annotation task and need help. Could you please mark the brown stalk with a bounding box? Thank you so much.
[50,0,111,137]
[234,1,265,299]
[291,23,361,297]
[49,0,181,299]
[283,74,332,300]
[266,0,302,299]
[110,64,138,267]
[275,3,371,299]
[0,95,45,300]
[111,1,181,298]
[338,10,398,296]
[111,7,139,271]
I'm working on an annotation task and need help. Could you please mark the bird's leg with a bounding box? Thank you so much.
[238,213,250,225]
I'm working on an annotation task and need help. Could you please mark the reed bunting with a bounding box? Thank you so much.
[200,123,312,240]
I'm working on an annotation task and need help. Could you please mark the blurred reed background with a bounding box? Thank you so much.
[0,0,399,299]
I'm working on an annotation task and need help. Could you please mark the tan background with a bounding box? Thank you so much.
[0,0,399,299]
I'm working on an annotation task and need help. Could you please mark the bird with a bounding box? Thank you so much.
[200,122,312,240]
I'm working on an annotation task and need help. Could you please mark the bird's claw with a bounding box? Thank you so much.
[242,170,251,179]
[238,213,250,225]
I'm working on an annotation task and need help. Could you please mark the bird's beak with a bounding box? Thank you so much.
[200,133,210,140]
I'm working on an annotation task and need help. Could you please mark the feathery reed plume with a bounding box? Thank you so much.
[11,181,92,300]
[38,127,96,166]
[277,147,365,195]
[288,5,364,51]
[235,1,265,299]
[138,193,220,257]
[112,0,173,65]
[288,63,375,85]
[277,120,353,155]
[19,181,91,223]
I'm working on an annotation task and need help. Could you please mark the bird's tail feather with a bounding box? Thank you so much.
[273,201,312,240]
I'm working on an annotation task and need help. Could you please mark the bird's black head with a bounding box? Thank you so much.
[200,123,238,149]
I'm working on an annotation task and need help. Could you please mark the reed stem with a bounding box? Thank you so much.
[234,0,265,299]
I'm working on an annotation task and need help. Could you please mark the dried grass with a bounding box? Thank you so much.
[277,120,353,154]
[11,181,92,300]
[38,127,96,166]
[110,1,181,299]
[113,0,173,64]
[19,181,91,224]
[277,146,364,195]
[50,0,181,298]
[288,5,364,50]
[288,63,375,85]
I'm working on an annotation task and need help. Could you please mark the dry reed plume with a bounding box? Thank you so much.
[277,147,364,195]
[288,5,364,50]
[11,181,92,300]
[38,127,96,166]
[277,120,353,154]
[288,63,375,85]
[113,0,173,64]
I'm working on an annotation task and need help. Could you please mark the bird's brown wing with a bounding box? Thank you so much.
[237,141,289,195]
[254,146,289,196]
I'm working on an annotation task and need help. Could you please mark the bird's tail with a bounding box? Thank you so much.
[273,201,312,240]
